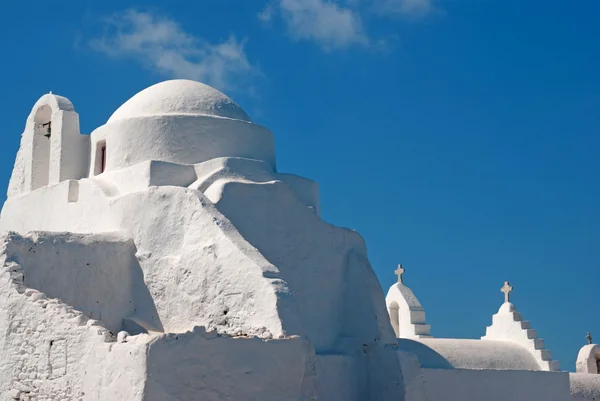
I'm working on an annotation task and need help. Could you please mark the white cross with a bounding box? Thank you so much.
[501,281,513,303]
[394,264,405,284]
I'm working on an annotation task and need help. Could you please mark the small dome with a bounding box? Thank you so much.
[108,80,251,123]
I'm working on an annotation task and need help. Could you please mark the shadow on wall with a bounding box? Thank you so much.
[212,179,392,352]
[31,105,52,190]
[4,231,163,334]
[396,339,454,370]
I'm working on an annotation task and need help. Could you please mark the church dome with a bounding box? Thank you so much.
[108,80,252,123]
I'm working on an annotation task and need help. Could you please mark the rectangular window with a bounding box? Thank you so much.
[101,145,106,173]
[94,140,107,176]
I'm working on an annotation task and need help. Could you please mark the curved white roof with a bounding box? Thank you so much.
[29,93,75,116]
[397,338,543,371]
[108,80,251,123]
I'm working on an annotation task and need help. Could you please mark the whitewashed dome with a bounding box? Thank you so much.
[90,79,276,173]
[108,79,252,123]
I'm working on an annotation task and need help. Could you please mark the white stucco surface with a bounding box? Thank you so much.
[143,329,317,401]
[8,93,89,198]
[386,282,431,339]
[421,369,570,401]
[0,80,405,400]
[570,373,600,401]
[398,338,543,370]
[576,344,600,374]
[108,80,252,123]
[3,79,600,401]
[482,301,560,371]
[2,231,155,333]
[0,232,148,401]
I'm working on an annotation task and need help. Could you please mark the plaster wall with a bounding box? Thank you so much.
[143,329,317,401]
[0,234,147,401]
[192,157,319,213]
[0,179,117,234]
[81,337,148,401]
[7,135,27,198]
[192,157,276,190]
[276,173,320,216]
[0,162,333,343]
[1,80,410,401]
[314,350,404,401]
[99,161,197,196]
[397,350,429,401]
[50,111,90,184]
[422,368,570,401]
[90,115,276,173]
[207,177,396,352]
[570,373,600,401]
[316,354,367,401]
[204,174,404,398]
[107,186,294,337]
[2,232,158,333]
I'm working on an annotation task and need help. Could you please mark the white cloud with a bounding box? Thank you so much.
[372,0,434,17]
[262,0,368,50]
[90,10,257,91]
[258,3,275,23]
[259,0,436,50]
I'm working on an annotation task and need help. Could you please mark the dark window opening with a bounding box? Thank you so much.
[101,145,106,173]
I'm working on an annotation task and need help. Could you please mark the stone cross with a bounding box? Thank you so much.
[587,332,593,345]
[501,281,513,303]
[395,264,405,284]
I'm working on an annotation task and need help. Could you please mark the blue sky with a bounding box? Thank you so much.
[1,0,599,370]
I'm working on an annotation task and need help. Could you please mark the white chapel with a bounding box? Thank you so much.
[0,79,599,401]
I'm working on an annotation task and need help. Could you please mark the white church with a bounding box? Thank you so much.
[0,79,599,400]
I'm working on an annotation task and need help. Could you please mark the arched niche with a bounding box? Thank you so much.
[31,105,53,190]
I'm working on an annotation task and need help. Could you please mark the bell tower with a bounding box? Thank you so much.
[7,93,90,198]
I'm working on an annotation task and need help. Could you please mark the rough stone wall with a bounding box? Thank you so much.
[0,242,108,400]
[0,232,148,401]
